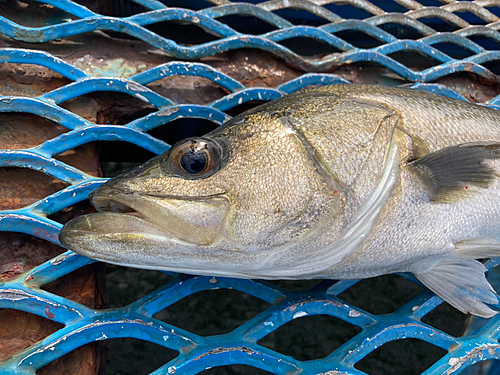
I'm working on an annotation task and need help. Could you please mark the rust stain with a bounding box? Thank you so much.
[44,306,55,319]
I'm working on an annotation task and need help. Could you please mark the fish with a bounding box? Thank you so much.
[59,84,500,318]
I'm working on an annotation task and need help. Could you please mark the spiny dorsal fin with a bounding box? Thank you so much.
[409,142,500,202]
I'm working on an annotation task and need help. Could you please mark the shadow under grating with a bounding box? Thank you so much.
[257,314,362,361]
[355,339,448,375]
[36,342,100,375]
[199,364,276,375]
[154,289,270,337]
[420,302,468,337]
[105,265,174,309]
[338,275,424,315]
[104,338,178,375]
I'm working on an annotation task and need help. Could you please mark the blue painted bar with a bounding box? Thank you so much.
[0,48,88,81]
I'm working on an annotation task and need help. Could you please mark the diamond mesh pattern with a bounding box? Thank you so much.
[1,1,500,374]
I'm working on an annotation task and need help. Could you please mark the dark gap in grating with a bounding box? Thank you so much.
[96,141,156,165]
[224,100,268,117]
[0,167,68,210]
[420,301,468,337]
[105,338,178,375]
[100,161,144,178]
[58,92,158,126]
[71,0,113,16]
[264,279,322,292]
[375,1,410,13]
[354,339,447,375]
[431,42,475,59]
[147,117,220,146]
[0,232,65,281]
[277,37,342,57]
[0,309,65,361]
[272,8,329,27]
[36,343,100,375]
[101,31,146,41]
[146,76,230,105]
[481,60,500,75]
[216,15,279,35]
[338,275,424,315]
[466,36,500,51]
[417,17,462,32]
[387,50,441,71]
[378,23,425,40]
[258,315,362,361]
[155,289,270,336]
[199,365,276,375]
[144,22,220,45]
[485,6,500,18]
[323,3,374,20]
[416,0,446,6]
[112,0,150,17]
[152,0,214,11]
[453,11,488,26]
[334,30,385,49]
[0,1,77,27]
[105,264,174,308]
[463,359,500,374]
[41,263,105,309]
[47,199,95,225]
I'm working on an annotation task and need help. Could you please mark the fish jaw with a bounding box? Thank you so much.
[58,211,256,275]
[59,186,232,264]
[91,188,231,246]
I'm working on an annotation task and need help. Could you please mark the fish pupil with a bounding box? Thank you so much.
[180,150,207,174]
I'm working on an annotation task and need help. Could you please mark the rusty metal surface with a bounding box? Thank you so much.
[0,67,104,374]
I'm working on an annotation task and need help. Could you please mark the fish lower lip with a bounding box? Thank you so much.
[60,212,168,237]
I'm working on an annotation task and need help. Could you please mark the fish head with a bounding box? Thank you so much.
[59,106,345,277]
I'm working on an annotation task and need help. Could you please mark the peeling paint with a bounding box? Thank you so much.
[0,288,31,301]
[293,311,307,319]
[446,344,500,374]
[73,56,147,78]
[159,107,180,117]
[348,309,361,318]
[192,346,261,362]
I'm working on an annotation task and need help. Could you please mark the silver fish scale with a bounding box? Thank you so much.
[1,1,500,374]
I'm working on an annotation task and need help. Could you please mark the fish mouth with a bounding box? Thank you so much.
[92,194,147,219]
[60,188,231,251]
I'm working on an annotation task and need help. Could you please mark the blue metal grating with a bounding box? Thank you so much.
[1,0,500,374]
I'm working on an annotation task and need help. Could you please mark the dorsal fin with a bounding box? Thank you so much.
[409,142,500,202]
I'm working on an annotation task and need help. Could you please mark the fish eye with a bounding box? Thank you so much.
[170,138,221,176]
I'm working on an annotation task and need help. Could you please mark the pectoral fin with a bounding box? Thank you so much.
[409,142,500,202]
[415,257,498,318]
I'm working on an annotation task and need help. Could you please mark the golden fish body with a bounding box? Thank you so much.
[60,85,500,317]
